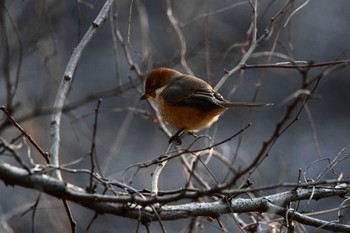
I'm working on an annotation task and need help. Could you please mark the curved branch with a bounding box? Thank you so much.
[214,0,261,91]
[166,0,193,75]
[49,0,115,180]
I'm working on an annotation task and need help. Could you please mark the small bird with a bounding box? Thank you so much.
[141,68,271,144]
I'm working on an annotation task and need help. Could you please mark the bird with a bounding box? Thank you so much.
[140,68,272,144]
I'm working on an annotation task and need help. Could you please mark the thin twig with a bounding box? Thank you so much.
[181,1,249,27]
[0,79,140,132]
[114,18,142,77]
[242,59,350,69]
[214,0,261,91]
[0,137,31,172]
[0,106,50,163]
[62,199,76,233]
[0,4,23,106]
[19,193,41,233]
[166,0,193,75]
[124,124,251,174]
[102,99,138,175]
[88,99,102,192]
[284,0,310,27]
[109,2,122,86]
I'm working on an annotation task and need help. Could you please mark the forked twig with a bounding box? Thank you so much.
[214,0,261,91]
[1,106,50,163]
[151,142,176,195]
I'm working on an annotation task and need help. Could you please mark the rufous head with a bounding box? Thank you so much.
[140,68,182,100]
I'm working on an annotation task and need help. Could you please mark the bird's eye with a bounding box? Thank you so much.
[149,83,156,91]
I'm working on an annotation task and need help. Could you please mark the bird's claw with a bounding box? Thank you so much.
[169,135,182,145]
[169,128,186,145]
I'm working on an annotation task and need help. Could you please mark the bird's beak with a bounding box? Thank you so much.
[140,93,149,101]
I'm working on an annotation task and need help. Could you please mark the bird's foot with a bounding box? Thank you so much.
[188,132,198,138]
[169,128,186,145]
[168,134,182,145]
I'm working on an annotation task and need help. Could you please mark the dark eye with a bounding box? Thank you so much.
[149,83,156,91]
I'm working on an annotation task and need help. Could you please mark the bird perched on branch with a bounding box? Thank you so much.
[141,68,272,144]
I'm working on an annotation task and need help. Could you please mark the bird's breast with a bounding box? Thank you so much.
[158,97,226,132]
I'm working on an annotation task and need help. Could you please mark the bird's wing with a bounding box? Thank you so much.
[160,75,225,109]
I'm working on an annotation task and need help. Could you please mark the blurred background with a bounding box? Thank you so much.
[0,0,349,232]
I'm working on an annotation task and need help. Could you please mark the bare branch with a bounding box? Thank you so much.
[166,0,193,75]
[214,0,260,91]
[49,0,116,180]
[0,161,349,232]
[0,106,49,163]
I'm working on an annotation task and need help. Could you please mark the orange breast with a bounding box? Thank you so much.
[158,98,226,132]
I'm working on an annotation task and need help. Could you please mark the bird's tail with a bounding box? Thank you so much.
[221,101,273,108]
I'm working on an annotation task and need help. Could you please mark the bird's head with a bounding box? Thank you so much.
[140,68,182,100]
